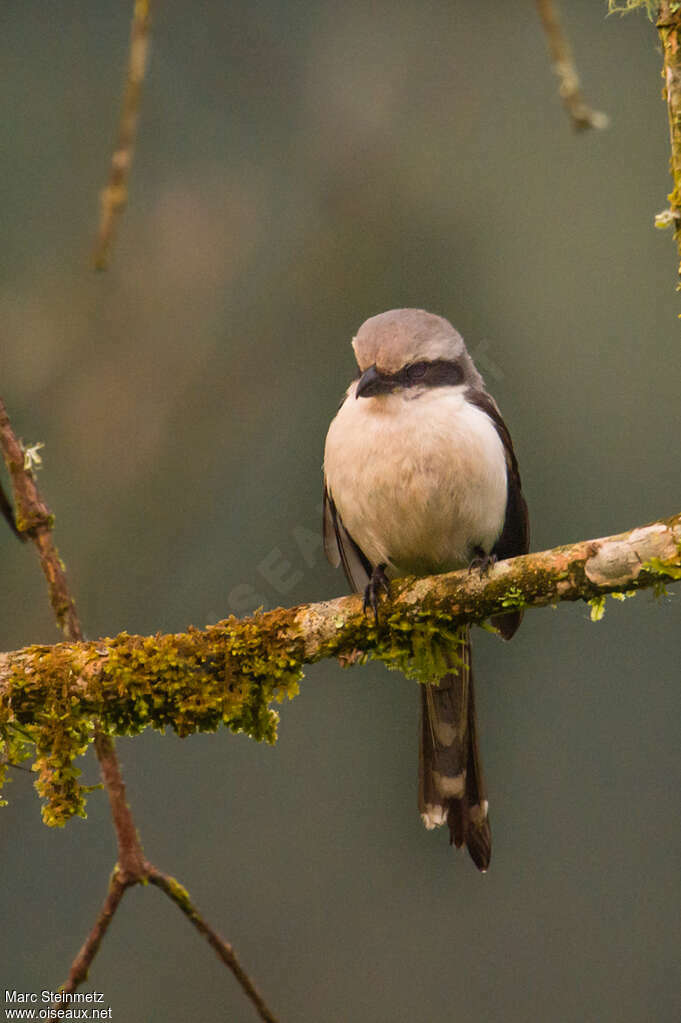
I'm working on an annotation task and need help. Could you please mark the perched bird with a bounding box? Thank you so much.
[323,309,529,871]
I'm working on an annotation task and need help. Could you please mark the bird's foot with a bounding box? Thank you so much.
[363,563,391,623]
[468,547,497,577]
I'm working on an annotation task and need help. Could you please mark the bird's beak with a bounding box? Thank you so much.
[356,364,391,399]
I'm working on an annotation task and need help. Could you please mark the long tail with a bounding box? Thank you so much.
[418,626,491,872]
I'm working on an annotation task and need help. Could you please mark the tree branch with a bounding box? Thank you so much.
[0,400,79,636]
[654,2,681,283]
[146,868,280,1023]
[536,0,608,132]
[2,511,680,822]
[93,0,152,270]
[60,868,132,994]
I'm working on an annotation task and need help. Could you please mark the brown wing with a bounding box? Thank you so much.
[323,485,372,593]
[465,388,529,639]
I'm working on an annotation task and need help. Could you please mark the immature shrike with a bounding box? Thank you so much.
[323,309,529,871]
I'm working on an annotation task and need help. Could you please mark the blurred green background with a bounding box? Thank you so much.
[1,2,680,1020]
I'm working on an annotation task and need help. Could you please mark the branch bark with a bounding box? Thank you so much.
[93,0,152,270]
[146,868,280,1023]
[2,511,680,772]
[655,2,681,283]
[536,0,608,131]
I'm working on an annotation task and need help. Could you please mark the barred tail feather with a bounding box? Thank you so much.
[418,626,491,872]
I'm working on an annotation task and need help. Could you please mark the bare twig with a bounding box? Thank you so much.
[147,868,280,1023]
[58,865,281,1022]
[0,397,280,1023]
[0,399,79,635]
[94,731,146,880]
[536,0,609,131]
[60,869,132,994]
[93,0,152,270]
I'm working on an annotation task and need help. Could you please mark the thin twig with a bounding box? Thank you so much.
[60,869,132,993]
[147,868,281,1023]
[93,0,152,270]
[94,731,146,880]
[0,399,79,636]
[536,0,609,131]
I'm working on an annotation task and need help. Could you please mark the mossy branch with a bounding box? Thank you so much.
[611,1,681,284]
[2,511,680,825]
[655,2,681,284]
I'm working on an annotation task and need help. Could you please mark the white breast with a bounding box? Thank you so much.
[324,383,508,578]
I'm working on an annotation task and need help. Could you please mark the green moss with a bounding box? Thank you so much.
[500,585,526,610]
[607,0,659,17]
[641,555,681,600]
[379,620,464,685]
[0,613,305,826]
[588,590,637,620]
[0,721,36,807]
[162,874,192,910]
[588,595,607,622]
[312,591,468,686]
[0,648,92,826]
[94,616,304,745]
[641,556,681,580]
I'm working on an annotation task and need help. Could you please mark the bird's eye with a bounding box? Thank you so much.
[407,361,428,381]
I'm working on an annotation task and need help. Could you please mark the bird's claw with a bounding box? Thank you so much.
[469,547,497,577]
[363,563,391,623]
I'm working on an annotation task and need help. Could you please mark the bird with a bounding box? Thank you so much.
[322,308,529,871]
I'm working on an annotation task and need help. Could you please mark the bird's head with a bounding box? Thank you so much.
[350,308,483,400]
